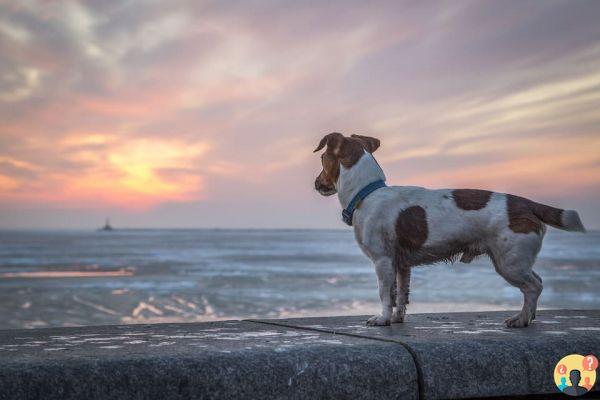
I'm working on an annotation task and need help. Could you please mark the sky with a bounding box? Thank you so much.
[0,0,599,229]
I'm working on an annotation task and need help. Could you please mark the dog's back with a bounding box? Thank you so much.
[356,185,585,267]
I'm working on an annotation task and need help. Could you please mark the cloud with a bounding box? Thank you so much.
[0,134,210,209]
[0,0,599,227]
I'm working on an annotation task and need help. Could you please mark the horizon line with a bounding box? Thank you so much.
[0,227,598,233]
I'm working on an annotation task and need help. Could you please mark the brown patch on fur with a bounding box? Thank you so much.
[506,195,563,234]
[339,137,367,168]
[395,206,428,251]
[506,195,542,234]
[314,132,379,164]
[529,200,563,228]
[314,133,381,191]
[320,152,340,185]
[452,189,492,210]
[314,132,344,154]
[350,134,380,153]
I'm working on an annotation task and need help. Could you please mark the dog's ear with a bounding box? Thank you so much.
[314,132,345,154]
[351,134,380,153]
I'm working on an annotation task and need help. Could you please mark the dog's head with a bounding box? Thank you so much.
[313,132,380,196]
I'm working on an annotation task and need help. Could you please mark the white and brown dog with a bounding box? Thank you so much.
[314,132,586,328]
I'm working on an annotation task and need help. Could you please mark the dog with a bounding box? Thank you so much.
[313,132,586,328]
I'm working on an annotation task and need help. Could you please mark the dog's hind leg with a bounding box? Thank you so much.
[501,269,542,328]
[367,256,394,326]
[391,266,411,323]
[491,234,543,328]
[531,270,543,319]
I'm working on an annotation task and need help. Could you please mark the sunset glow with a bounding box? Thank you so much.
[1,1,599,228]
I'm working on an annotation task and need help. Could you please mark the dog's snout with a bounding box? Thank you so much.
[314,179,330,193]
[314,178,336,196]
[314,177,325,191]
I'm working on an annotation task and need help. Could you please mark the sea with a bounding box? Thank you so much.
[0,229,598,329]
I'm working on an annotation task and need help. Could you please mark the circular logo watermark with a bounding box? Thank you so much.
[554,354,598,396]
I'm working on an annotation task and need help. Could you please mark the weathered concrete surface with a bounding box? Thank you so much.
[254,310,600,399]
[0,320,417,400]
[1,310,598,400]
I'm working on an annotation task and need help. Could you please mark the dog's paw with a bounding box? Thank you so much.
[504,312,531,328]
[391,306,406,323]
[366,315,391,326]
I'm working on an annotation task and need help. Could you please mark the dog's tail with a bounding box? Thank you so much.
[529,201,586,232]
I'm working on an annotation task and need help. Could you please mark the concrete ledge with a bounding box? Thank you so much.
[255,310,600,399]
[0,320,417,400]
[0,310,598,399]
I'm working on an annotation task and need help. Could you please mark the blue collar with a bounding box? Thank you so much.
[342,180,387,226]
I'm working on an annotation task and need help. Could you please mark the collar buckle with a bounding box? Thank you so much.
[342,209,353,226]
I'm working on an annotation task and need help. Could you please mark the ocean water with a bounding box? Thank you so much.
[0,229,598,329]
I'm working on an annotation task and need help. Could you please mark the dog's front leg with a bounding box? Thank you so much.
[392,266,411,323]
[367,257,394,326]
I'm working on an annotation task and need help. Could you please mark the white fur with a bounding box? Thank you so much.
[562,210,586,232]
[332,151,582,328]
[337,151,386,209]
